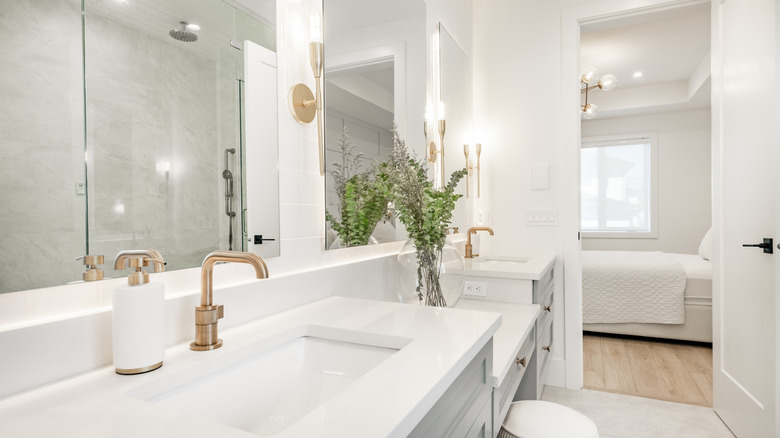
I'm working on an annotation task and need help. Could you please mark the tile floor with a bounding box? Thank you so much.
[541,386,735,438]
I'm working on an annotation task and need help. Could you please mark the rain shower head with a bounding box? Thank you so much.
[169,22,198,42]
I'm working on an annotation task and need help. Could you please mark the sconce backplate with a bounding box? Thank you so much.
[288,83,316,124]
[428,141,438,163]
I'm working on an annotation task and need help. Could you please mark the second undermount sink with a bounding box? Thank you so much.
[477,257,529,266]
[127,325,409,436]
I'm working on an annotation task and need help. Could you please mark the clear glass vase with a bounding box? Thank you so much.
[396,239,465,307]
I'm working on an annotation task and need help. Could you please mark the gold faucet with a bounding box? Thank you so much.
[191,250,269,351]
[465,227,494,258]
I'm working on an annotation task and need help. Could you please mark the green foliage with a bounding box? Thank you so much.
[326,174,389,247]
[326,127,389,247]
[378,125,466,305]
[378,126,466,255]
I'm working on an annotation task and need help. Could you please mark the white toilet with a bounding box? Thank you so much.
[498,400,600,438]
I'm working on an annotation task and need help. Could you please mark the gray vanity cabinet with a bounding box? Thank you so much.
[410,340,494,438]
[534,267,555,398]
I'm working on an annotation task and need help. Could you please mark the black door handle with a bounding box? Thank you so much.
[253,235,276,245]
[743,238,773,254]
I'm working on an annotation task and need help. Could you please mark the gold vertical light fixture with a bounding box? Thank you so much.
[476,143,482,197]
[580,67,617,119]
[438,113,446,186]
[288,11,325,175]
[463,143,482,198]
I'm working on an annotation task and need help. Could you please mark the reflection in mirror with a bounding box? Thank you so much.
[0,0,86,293]
[439,23,473,230]
[0,0,278,294]
[323,0,427,249]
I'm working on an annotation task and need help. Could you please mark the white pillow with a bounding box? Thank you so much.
[698,227,713,261]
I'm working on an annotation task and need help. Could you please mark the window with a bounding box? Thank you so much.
[580,132,657,237]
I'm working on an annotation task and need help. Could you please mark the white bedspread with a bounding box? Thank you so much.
[582,251,686,324]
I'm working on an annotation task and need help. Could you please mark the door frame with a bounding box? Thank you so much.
[560,0,710,390]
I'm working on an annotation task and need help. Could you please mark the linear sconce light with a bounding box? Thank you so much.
[425,103,447,187]
[580,67,617,119]
[463,143,481,198]
[288,12,325,175]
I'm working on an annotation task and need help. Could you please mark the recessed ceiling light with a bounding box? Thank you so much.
[186,23,201,31]
[633,71,643,78]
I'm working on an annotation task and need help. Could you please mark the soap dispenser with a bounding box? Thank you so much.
[112,249,166,375]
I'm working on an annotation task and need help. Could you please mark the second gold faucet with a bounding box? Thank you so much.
[465,227,494,258]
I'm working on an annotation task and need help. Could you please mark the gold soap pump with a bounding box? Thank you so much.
[112,249,166,375]
[114,249,166,284]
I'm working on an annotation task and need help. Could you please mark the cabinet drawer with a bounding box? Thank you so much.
[411,340,493,437]
[536,292,553,342]
[533,267,554,303]
[537,318,553,378]
[493,328,535,432]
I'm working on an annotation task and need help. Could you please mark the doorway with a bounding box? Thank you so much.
[576,2,713,407]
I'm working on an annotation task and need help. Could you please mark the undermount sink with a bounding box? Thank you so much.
[478,257,528,265]
[127,325,408,436]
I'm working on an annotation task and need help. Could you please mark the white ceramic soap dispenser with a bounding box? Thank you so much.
[112,249,166,375]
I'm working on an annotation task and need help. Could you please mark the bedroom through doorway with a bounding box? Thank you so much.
[577,2,714,407]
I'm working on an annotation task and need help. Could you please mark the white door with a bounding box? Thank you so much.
[712,0,777,436]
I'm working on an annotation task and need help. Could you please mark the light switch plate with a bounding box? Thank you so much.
[526,208,558,226]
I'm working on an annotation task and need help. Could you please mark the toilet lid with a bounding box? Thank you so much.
[503,401,599,438]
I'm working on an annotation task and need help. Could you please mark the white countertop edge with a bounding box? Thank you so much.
[463,253,556,280]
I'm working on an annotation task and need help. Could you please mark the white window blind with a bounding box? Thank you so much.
[580,134,656,237]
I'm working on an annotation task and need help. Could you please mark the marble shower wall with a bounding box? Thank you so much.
[0,0,87,293]
[84,5,237,273]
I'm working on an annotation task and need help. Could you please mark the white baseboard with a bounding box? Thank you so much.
[543,357,568,388]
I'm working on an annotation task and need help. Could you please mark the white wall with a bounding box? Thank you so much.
[581,109,712,253]
[473,0,599,389]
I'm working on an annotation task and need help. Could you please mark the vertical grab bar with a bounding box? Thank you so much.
[223,148,236,250]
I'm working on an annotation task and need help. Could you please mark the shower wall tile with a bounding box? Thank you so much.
[0,0,86,293]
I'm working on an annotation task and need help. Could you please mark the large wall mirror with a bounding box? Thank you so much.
[438,23,473,229]
[323,0,477,250]
[0,0,279,294]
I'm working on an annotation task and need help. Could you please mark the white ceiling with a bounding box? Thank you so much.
[324,0,425,34]
[580,3,711,119]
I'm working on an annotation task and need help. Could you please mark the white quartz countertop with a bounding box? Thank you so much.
[463,253,556,280]
[0,297,500,438]
[455,299,540,388]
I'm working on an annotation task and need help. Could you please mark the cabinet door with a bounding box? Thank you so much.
[466,396,492,438]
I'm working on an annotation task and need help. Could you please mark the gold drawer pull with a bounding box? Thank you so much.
[543,305,551,312]
[516,356,527,368]
[542,345,551,352]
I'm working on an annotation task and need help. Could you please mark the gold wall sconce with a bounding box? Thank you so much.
[288,20,325,175]
[424,103,447,187]
[580,67,617,119]
[463,143,482,198]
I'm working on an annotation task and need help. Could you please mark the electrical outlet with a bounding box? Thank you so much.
[464,280,488,297]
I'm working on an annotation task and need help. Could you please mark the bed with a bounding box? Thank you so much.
[581,231,713,343]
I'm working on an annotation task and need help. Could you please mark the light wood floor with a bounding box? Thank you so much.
[583,332,713,407]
